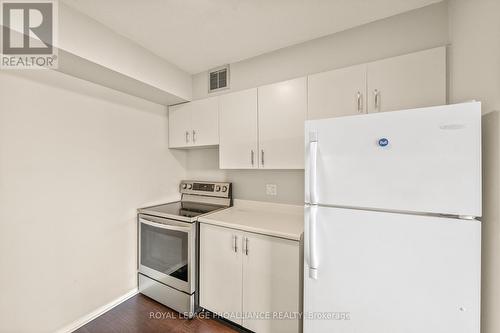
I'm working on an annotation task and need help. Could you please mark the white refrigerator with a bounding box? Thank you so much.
[303,102,482,333]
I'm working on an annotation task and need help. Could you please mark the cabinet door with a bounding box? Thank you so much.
[258,77,307,169]
[168,103,192,148]
[367,47,446,113]
[191,96,219,147]
[308,64,367,120]
[199,223,243,325]
[219,89,259,169]
[242,233,300,333]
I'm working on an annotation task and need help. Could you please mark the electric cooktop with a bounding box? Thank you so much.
[138,180,232,223]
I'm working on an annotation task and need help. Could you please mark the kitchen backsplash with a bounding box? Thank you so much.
[185,148,304,205]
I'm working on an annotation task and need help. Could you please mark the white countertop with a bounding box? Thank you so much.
[198,200,304,241]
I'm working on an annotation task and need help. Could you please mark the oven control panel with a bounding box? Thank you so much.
[180,181,232,198]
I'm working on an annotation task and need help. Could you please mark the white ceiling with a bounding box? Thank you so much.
[62,0,442,74]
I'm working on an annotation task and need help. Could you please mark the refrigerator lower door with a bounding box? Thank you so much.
[304,205,481,333]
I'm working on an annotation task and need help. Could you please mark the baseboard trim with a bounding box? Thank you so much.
[55,288,139,333]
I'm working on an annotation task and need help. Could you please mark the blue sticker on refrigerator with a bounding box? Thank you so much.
[378,138,389,147]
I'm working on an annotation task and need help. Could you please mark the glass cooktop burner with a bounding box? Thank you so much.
[144,201,223,218]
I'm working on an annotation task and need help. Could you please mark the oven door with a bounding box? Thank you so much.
[138,214,195,294]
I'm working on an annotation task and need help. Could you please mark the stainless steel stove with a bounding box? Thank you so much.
[137,180,232,317]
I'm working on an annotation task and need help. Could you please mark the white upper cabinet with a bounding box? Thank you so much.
[219,88,259,169]
[258,77,307,169]
[191,96,219,146]
[168,103,192,148]
[219,83,305,170]
[168,96,219,148]
[367,47,446,113]
[169,47,446,168]
[308,64,367,119]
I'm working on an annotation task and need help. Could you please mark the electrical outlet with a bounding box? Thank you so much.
[266,184,277,196]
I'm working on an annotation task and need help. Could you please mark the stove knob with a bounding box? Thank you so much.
[182,184,187,189]
[222,186,228,192]
[215,185,221,192]
[187,184,192,189]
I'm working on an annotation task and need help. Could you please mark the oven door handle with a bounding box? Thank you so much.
[139,217,192,233]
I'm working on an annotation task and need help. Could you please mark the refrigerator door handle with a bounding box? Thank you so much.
[309,131,318,204]
[309,204,319,279]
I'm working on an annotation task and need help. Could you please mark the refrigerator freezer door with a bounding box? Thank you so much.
[303,206,481,333]
[305,102,481,217]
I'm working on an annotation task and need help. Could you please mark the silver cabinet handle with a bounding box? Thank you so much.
[244,237,249,256]
[374,89,380,111]
[185,131,189,143]
[233,235,238,253]
[261,150,264,167]
[251,150,254,166]
[192,130,196,142]
[357,91,363,113]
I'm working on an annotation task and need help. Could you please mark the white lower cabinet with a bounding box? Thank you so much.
[241,232,301,333]
[200,223,300,333]
[199,223,243,325]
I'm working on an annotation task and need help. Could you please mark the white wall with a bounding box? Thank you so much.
[187,2,448,205]
[58,3,192,101]
[192,1,448,99]
[0,70,186,333]
[481,112,500,333]
[186,149,304,205]
[447,0,500,113]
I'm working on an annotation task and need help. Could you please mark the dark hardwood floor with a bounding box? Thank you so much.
[74,294,240,333]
